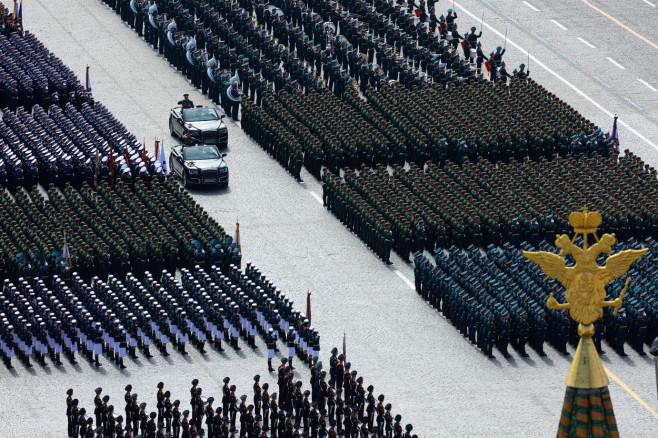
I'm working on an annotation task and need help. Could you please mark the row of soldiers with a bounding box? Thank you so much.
[65,353,416,437]
[0,176,236,284]
[0,257,318,370]
[323,150,658,261]
[413,235,657,359]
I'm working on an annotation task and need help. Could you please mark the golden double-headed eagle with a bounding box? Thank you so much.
[523,208,647,326]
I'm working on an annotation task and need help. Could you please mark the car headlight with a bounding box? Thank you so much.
[189,169,200,176]
[219,167,228,174]
[218,127,227,133]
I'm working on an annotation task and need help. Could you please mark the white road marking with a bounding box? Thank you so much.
[309,191,323,204]
[533,33,550,45]
[638,79,657,92]
[577,37,596,48]
[607,57,625,69]
[551,19,567,30]
[522,1,540,11]
[394,269,416,290]
[453,0,658,152]
[642,0,656,7]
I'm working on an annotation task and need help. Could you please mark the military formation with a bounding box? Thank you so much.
[413,236,658,359]
[0,31,83,111]
[104,0,497,116]
[65,357,416,438]
[0,176,240,284]
[0,261,319,371]
[94,0,618,188]
[0,31,163,189]
[322,153,658,261]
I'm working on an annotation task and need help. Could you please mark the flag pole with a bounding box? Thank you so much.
[504,27,508,50]
[306,291,312,324]
[480,11,484,31]
[342,332,346,363]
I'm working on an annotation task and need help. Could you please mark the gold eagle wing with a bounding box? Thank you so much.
[599,249,648,284]
[523,251,574,288]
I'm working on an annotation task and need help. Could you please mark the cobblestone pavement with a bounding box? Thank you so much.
[0,0,657,436]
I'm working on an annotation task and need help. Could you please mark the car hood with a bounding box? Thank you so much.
[185,120,225,130]
[185,158,226,169]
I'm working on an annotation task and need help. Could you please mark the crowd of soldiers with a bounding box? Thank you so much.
[93,0,611,186]
[64,358,416,438]
[322,152,658,261]
[103,0,501,111]
[413,236,656,359]
[239,78,611,186]
[0,4,21,36]
[0,260,319,371]
[0,30,163,190]
[0,176,240,284]
[0,30,84,111]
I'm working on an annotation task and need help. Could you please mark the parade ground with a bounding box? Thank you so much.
[1,0,657,436]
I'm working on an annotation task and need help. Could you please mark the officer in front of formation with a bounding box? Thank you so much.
[177,93,194,109]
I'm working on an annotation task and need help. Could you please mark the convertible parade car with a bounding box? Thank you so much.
[169,106,228,147]
[169,144,229,188]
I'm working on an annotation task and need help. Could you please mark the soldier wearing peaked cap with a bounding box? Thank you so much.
[172,400,182,438]
[163,391,173,432]
[266,328,276,372]
[205,396,215,436]
[178,94,195,109]
[67,389,74,438]
[253,374,262,418]
[157,382,165,424]
[94,388,103,427]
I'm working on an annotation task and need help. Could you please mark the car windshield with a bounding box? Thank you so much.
[183,146,221,161]
[182,108,219,122]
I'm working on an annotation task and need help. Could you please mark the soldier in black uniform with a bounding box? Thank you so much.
[67,389,75,438]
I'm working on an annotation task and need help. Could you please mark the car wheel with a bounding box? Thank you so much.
[169,158,175,176]
[182,172,189,189]
[169,119,176,138]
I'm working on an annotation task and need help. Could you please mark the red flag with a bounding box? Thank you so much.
[142,142,147,164]
[414,7,420,18]
[125,147,130,166]
[306,292,312,324]
[342,332,346,363]
[109,143,115,187]
[13,0,17,20]
[154,140,160,160]
[484,60,491,73]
